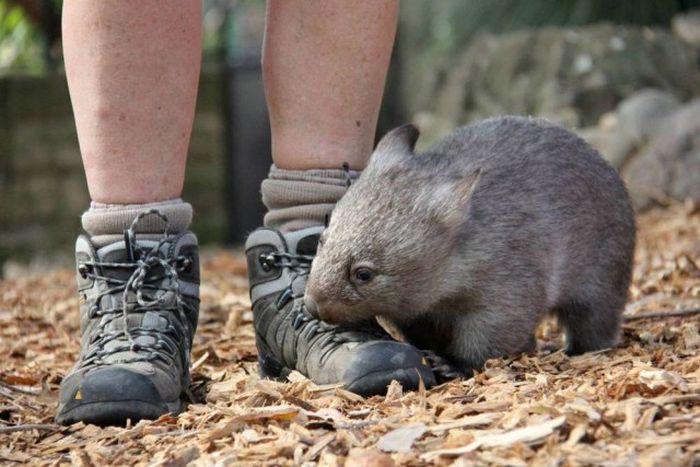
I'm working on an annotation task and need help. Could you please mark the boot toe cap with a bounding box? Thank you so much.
[343,341,437,396]
[56,367,179,426]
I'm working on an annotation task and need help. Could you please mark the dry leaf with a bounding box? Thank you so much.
[3,204,700,465]
[377,423,428,453]
[428,413,500,432]
[345,448,395,467]
[423,416,567,459]
[638,369,687,392]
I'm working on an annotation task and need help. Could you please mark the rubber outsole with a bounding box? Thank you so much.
[345,366,435,396]
[265,361,435,397]
[55,399,182,427]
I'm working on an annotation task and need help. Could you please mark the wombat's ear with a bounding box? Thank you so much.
[373,124,419,160]
[431,168,482,229]
[454,168,482,208]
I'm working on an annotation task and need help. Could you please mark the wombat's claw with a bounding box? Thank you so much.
[422,350,471,383]
[539,341,561,354]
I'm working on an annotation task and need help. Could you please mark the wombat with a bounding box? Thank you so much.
[304,116,636,371]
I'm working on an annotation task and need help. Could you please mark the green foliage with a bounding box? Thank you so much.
[0,0,45,75]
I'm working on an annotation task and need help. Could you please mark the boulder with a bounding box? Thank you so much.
[672,9,700,47]
[577,88,680,169]
[616,89,680,143]
[623,98,700,211]
[577,124,634,169]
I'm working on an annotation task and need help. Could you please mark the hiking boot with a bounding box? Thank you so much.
[56,210,200,426]
[246,226,436,396]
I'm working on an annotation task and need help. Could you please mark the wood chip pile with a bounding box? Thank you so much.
[1,204,699,465]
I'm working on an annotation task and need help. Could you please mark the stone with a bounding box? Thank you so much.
[577,89,681,170]
[577,126,633,169]
[623,98,700,211]
[0,69,225,267]
[616,89,680,143]
[672,9,700,47]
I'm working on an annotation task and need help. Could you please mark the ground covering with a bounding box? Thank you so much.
[1,204,699,465]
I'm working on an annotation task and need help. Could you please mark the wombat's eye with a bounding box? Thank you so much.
[352,266,374,284]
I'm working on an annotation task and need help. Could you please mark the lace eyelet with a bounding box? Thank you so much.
[259,253,276,272]
[179,256,193,273]
[78,263,91,279]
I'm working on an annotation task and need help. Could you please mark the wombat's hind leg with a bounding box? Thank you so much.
[556,300,622,355]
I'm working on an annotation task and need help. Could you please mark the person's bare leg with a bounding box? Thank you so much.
[63,0,202,204]
[263,0,398,171]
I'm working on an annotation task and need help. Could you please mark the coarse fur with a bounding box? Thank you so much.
[305,116,636,371]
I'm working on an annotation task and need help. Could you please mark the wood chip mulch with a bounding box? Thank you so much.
[1,204,699,466]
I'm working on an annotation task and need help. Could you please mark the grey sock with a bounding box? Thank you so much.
[81,198,193,247]
[261,165,360,232]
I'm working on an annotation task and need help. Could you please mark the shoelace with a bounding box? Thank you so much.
[78,210,193,370]
[259,251,315,311]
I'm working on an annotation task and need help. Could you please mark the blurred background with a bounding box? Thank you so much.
[1,0,700,275]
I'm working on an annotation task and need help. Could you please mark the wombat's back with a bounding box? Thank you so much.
[422,117,633,228]
[419,116,635,356]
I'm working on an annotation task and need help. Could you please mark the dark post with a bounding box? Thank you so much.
[221,5,271,244]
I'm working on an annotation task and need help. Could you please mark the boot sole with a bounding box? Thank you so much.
[55,399,183,426]
[268,363,434,397]
[345,366,435,396]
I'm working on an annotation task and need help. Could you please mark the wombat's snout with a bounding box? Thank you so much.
[304,291,344,324]
[304,295,320,319]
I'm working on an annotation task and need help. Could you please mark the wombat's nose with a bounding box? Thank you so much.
[304,295,320,319]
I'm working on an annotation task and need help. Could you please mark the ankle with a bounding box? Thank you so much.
[261,165,360,232]
[81,198,193,247]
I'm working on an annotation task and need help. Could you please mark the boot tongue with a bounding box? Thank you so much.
[283,226,324,256]
[296,234,320,256]
[96,237,164,263]
[93,238,162,282]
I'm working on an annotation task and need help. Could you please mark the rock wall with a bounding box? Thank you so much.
[0,67,225,268]
[396,0,700,126]
[411,24,700,145]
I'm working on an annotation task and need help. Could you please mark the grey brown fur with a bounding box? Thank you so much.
[305,116,636,371]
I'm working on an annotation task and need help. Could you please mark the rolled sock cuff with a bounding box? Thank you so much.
[81,198,193,237]
[267,165,361,186]
[262,165,360,232]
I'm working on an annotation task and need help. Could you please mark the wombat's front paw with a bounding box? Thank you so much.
[539,341,562,354]
[422,350,473,384]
